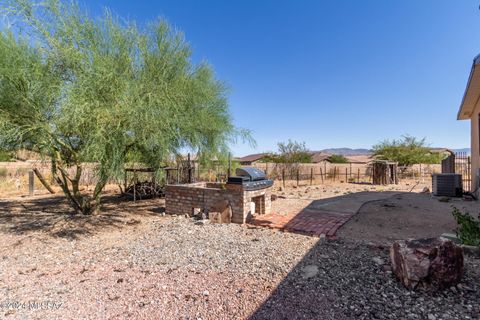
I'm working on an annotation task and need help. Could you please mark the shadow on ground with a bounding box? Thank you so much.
[248,234,480,320]
[0,193,164,239]
[249,191,480,319]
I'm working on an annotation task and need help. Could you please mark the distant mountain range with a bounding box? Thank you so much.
[319,147,471,156]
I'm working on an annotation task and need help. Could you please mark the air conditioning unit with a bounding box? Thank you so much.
[432,173,463,197]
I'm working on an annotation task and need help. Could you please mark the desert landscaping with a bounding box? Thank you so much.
[0,180,479,319]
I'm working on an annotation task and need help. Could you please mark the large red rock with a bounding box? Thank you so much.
[390,238,464,290]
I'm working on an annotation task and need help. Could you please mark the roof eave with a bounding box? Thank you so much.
[458,55,480,120]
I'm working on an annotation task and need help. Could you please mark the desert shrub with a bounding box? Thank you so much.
[0,167,7,178]
[329,154,348,163]
[452,207,480,246]
[373,135,442,166]
[275,140,312,163]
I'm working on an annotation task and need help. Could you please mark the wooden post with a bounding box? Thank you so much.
[420,163,423,183]
[357,168,360,183]
[124,169,128,192]
[28,170,34,196]
[320,167,324,183]
[333,166,336,181]
[349,163,352,179]
[345,168,348,183]
[188,153,192,183]
[296,167,299,187]
[310,167,313,185]
[133,169,137,202]
[152,170,156,199]
[282,168,286,189]
[176,166,180,184]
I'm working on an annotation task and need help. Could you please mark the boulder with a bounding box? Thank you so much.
[390,238,464,290]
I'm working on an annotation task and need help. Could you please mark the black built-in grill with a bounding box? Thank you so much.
[227,167,273,191]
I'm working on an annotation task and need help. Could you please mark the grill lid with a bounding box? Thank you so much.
[235,167,266,181]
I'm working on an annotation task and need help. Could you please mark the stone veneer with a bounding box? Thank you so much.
[165,182,272,224]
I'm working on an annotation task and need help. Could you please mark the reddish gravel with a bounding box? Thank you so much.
[0,191,478,320]
[0,195,317,319]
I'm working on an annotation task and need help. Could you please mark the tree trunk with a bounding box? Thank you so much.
[52,162,105,215]
[33,168,55,194]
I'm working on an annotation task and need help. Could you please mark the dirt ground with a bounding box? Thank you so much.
[270,181,479,244]
[338,192,479,244]
[270,179,431,215]
[0,182,479,319]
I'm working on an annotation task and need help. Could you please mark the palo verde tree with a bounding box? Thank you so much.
[275,140,312,163]
[0,0,250,214]
[372,135,443,166]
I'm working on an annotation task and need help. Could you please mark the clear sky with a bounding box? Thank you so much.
[83,0,480,156]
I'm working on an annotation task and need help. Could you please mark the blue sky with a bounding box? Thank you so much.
[83,0,480,156]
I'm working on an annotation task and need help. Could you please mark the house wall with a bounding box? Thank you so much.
[470,102,480,194]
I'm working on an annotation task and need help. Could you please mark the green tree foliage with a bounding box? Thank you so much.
[275,140,312,163]
[372,135,442,166]
[0,149,12,161]
[329,154,348,163]
[0,0,250,214]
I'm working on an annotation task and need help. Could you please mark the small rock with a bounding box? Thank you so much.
[202,290,209,296]
[195,220,209,226]
[372,257,384,266]
[301,265,319,279]
[382,265,392,273]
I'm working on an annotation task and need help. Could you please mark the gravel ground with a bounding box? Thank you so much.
[1,192,479,319]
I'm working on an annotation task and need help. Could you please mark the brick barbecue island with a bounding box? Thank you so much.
[165,181,272,224]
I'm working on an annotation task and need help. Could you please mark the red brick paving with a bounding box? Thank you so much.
[249,208,353,238]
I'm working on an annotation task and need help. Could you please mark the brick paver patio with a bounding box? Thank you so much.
[249,192,399,238]
[249,209,353,237]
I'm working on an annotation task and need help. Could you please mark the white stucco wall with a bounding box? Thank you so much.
[470,102,480,194]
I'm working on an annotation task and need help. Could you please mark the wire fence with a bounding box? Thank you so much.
[0,160,443,196]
